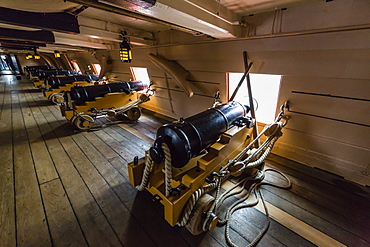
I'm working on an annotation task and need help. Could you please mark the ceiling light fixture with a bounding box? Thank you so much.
[54,50,61,58]
[26,53,33,59]
[33,48,40,60]
[120,31,132,63]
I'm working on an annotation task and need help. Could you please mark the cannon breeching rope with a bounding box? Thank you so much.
[137,105,290,247]
[136,142,173,197]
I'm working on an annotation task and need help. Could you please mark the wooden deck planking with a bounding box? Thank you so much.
[81,131,120,160]
[268,154,370,202]
[118,123,155,144]
[0,79,5,115]
[265,156,370,231]
[60,132,157,246]
[21,85,89,246]
[0,79,16,247]
[27,86,122,247]
[19,84,59,184]
[173,227,225,247]
[263,165,370,229]
[11,86,51,246]
[261,163,370,246]
[265,162,370,218]
[44,103,226,247]
[126,121,157,140]
[40,179,88,247]
[45,98,202,246]
[259,183,369,246]
[38,101,124,247]
[204,186,314,247]
[92,129,140,162]
[2,75,370,247]
[110,125,152,152]
[252,200,345,247]
[52,143,149,246]
[102,127,149,158]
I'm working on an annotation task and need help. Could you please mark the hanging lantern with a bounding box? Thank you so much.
[120,31,132,63]
[33,48,40,60]
[34,52,40,60]
[54,50,61,58]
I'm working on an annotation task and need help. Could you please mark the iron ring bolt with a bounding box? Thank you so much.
[205,212,218,231]
[169,188,181,196]
[152,194,162,202]
[206,172,225,183]
[281,115,289,127]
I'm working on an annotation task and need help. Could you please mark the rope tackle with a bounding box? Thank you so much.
[129,102,291,247]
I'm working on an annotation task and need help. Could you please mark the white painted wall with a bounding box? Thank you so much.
[68,0,370,185]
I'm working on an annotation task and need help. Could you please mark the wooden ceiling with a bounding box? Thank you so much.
[0,0,320,53]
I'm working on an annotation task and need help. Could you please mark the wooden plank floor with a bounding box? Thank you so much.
[1,74,369,247]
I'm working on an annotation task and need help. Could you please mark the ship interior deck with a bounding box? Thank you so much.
[1,74,369,247]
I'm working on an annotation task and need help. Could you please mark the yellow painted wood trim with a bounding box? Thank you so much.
[123,116,347,246]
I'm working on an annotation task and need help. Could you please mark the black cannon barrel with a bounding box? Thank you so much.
[47,74,99,89]
[70,80,148,106]
[25,65,53,72]
[30,69,58,77]
[33,70,80,79]
[30,68,60,75]
[150,101,250,168]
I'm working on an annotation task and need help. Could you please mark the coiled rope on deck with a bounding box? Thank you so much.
[177,105,290,246]
[221,168,291,247]
[137,104,291,247]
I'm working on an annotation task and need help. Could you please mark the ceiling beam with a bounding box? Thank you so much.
[77,15,154,46]
[0,27,55,43]
[98,0,156,9]
[65,0,200,35]
[0,7,80,34]
[0,45,37,51]
[54,35,109,49]
[39,44,88,52]
[0,40,47,47]
[138,0,241,38]
[67,0,241,38]
[79,26,153,46]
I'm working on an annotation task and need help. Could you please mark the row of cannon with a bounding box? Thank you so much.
[24,65,289,242]
[25,65,153,130]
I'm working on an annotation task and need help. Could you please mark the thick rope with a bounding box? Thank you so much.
[177,120,284,229]
[202,178,223,231]
[136,154,153,191]
[216,177,253,225]
[231,125,270,163]
[139,104,290,247]
[176,182,218,227]
[222,168,291,247]
[242,136,279,169]
[115,89,153,115]
[199,107,289,246]
[136,142,173,197]
[162,143,173,197]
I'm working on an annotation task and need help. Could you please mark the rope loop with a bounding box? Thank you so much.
[138,102,291,247]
